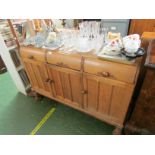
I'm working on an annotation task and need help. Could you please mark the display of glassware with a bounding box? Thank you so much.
[100,27,109,44]
[23,32,46,47]
[23,21,110,54]
[59,21,105,54]
[34,32,46,48]
[77,21,102,53]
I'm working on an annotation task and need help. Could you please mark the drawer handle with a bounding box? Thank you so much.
[28,55,34,59]
[57,62,63,66]
[81,90,87,94]
[102,72,110,77]
[98,71,110,77]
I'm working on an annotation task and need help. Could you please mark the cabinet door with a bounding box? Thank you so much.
[47,65,83,108]
[83,74,133,125]
[23,59,53,98]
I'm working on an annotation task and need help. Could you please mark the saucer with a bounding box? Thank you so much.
[122,48,145,58]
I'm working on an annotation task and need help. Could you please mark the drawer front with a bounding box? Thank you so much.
[20,46,46,62]
[46,51,82,71]
[84,58,138,83]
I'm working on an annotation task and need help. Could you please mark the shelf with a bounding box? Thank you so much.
[12,20,27,25]
[16,65,23,71]
[8,45,17,51]
[0,19,29,95]
[18,69,30,87]
[25,84,31,90]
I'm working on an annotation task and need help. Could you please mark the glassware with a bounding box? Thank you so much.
[23,36,35,46]
[34,32,45,48]
[76,22,102,53]
[57,21,105,54]
[101,27,109,45]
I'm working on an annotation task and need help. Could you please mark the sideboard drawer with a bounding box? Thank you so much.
[84,58,138,83]
[46,51,82,71]
[20,46,46,62]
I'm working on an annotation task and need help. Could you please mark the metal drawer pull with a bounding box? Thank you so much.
[81,90,87,94]
[28,55,34,59]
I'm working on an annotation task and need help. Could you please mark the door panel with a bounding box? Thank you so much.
[48,67,64,99]
[38,65,51,92]
[83,74,133,124]
[109,87,133,124]
[84,76,113,114]
[98,82,113,115]
[47,65,83,108]
[86,78,99,111]
[24,62,38,88]
[31,65,45,89]
[23,59,53,98]
[70,74,83,106]
[60,72,72,100]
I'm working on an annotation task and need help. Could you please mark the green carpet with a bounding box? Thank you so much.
[0,72,114,135]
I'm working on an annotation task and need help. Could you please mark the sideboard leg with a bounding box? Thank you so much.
[27,90,36,97]
[113,127,123,135]
[28,90,43,101]
[34,92,43,101]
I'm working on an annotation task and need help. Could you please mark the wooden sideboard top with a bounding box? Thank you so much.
[20,45,142,67]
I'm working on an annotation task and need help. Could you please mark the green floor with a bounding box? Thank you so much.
[0,72,114,135]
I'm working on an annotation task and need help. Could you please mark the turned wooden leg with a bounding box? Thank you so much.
[113,127,122,135]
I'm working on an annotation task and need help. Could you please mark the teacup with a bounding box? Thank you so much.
[123,34,141,54]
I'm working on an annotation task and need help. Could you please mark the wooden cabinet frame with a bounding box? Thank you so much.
[20,46,141,134]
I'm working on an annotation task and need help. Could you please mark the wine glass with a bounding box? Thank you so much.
[101,27,109,45]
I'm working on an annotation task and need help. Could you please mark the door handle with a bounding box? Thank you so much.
[49,79,55,83]
[101,71,110,77]
[45,79,54,84]
[56,62,63,66]
[45,78,50,83]
[81,90,87,94]
[45,78,54,83]
[97,71,110,77]
[28,55,34,59]
[56,62,68,68]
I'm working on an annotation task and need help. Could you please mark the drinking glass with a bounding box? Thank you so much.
[101,27,109,45]
[34,32,45,48]
[58,21,104,54]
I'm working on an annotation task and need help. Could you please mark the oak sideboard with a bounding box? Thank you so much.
[20,46,142,134]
